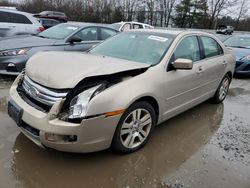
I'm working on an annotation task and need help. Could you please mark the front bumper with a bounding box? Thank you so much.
[0,55,28,75]
[9,75,122,153]
[234,60,250,76]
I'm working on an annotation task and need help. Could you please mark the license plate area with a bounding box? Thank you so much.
[8,100,23,126]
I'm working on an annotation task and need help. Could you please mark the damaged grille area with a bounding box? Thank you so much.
[18,75,69,112]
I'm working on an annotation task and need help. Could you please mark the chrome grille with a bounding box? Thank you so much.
[22,75,68,106]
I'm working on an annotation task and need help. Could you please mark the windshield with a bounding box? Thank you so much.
[38,24,79,39]
[110,23,123,30]
[90,32,175,65]
[224,36,250,49]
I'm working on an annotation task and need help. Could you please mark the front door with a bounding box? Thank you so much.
[162,35,205,120]
[64,27,100,52]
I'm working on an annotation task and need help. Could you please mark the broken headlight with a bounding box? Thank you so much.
[68,84,104,120]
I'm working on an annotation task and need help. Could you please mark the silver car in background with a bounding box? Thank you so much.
[8,30,235,154]
[0,8,44,37]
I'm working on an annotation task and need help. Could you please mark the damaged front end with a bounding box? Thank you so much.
[16,68,148,124]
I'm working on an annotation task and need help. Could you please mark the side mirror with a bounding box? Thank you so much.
[69,37,82,44]
[172,58,193,70]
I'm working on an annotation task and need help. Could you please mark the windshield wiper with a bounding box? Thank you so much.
[37,35,51,39]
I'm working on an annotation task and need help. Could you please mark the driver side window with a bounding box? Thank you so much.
[73,27,97,41]
[173,36,200,62]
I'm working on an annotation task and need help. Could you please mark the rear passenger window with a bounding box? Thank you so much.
[201,36,223,58]
[10,13,32,24]
[74,27,97,41]
[0,11,11,22]
[133,24,143,29]
[100,28,117,40]
[173,36,200,62]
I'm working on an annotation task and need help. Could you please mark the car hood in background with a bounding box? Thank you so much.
[26,51,150,89]
[229,47,250,61]
[0,35,57,51]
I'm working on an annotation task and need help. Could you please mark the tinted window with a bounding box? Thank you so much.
[100,28,117,40]
[173,36,200,62]
[201,36,223,58]
[10,12,32,24]
[74,27,97,41]
[0,11,11,22]
[133,24,143,29]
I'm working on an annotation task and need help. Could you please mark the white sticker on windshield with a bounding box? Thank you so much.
[67,26,78,30]
[148,35,168,42]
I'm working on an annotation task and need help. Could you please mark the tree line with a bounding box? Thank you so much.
[1,0,250,31]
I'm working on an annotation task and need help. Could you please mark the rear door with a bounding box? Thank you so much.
[99,27,117,41]
[198,35,226,94]
[64,27,100,51]
[0,11,12,37]
[162,35,205,120]
[9,12,33,35]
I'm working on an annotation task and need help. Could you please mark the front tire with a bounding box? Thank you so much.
[212,74,231,103]
[112,102,156,153]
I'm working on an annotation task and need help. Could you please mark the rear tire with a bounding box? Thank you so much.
[212,74,231,103]
[112,101,156,154]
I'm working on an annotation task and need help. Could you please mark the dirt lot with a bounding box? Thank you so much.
[0,75,249,188]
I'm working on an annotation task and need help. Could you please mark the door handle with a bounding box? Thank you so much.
[8,25,16,28]
[222,60,228,66]
[197,66,204,74]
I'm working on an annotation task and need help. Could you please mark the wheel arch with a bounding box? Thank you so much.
[129,96,160,124]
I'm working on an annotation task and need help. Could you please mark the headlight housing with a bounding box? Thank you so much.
[68,84,104,120]
[240,54,250,61]
[0,48,30,56]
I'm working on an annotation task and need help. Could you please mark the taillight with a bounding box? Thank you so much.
[38,26,45,32]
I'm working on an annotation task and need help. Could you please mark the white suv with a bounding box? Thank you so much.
[0,9,44,37]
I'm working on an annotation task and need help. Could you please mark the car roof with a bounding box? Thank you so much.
[64,22,118,30]
[0,8,32,16]
[128,28,205,35]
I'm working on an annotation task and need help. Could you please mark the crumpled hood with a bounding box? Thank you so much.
[230,47,250,61]
[0,35,56,51]
[26,51,150,89]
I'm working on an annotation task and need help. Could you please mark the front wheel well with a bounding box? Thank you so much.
[132,96,159,124]
[226,71,233,81]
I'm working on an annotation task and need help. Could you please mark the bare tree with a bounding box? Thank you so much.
[208,0,236,29]
[164,0,177,27]
[235,0,249,29]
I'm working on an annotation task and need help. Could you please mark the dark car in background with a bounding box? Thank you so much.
[224,34,250,76]
[216,25,234,35]
[34,11,68,22]
[0,22,118,75]
[38,18,60,29]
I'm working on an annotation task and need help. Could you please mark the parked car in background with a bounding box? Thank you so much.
[216,25,234,35]
[110,21,154,32]
[8,30,235,153]
[0,9,44,37]
[34,11,68,22]
[0,22,118,75]
[38,18,60,29]
[224,34,250,76]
